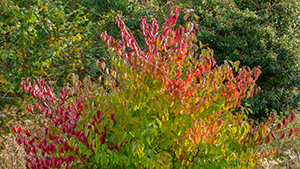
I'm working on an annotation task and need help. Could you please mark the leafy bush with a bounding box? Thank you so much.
[13,75,128,168]
[0,0,100,110]
[0,0,107,141]
[12,7,299,168]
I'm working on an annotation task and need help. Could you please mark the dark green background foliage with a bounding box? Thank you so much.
[176,0,300,118]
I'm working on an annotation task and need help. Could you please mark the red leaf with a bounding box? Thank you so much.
[108,144,114,150]
[12,126,17,133]
[32,147,37,154]
[271,132,276,140]
[25,130,30,136]
[114,143,121,151]
[212,57,216,66]
[17,126,22,133]
[265,135,270,144]
[121,21,125,29]
[20,81,25,89]
[45,128,49,135]
[289,114,294,123]
[280,131,285,139]
[228,80,233,88]
[276,123,281,131]
[176,68,181,77]
[218,119,224,126]
[282,117,288,128]
[175,28,180,42]
[288,128,293,138]
[195,69,200,79]
[111,114,116,127]
[73,123,77,128]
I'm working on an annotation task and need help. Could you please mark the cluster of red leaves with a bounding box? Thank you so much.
[13,77,119,169]
[262,112,299,145]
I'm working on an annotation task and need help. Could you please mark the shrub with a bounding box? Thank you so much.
[13,7,299,168]
[13,75,128,168]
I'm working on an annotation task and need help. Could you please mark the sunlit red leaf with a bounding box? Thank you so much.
[177,69,181,77]
[17,126,22,134]
[12,126,17,133]
[195,69,200,79]
[289,114,294,123]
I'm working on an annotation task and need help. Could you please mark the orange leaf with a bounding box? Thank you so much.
[100,62,105,69]
[167,37,173,46]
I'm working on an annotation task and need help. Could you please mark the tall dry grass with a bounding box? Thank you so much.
[0,118,36,169]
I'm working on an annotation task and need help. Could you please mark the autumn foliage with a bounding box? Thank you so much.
[13,7,299,168]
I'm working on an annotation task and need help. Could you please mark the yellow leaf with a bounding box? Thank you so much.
[191,104,198,112]
[193,13,200,21]
[270,148,276,154]
[198,106,204,114]
[253,132,259,141]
